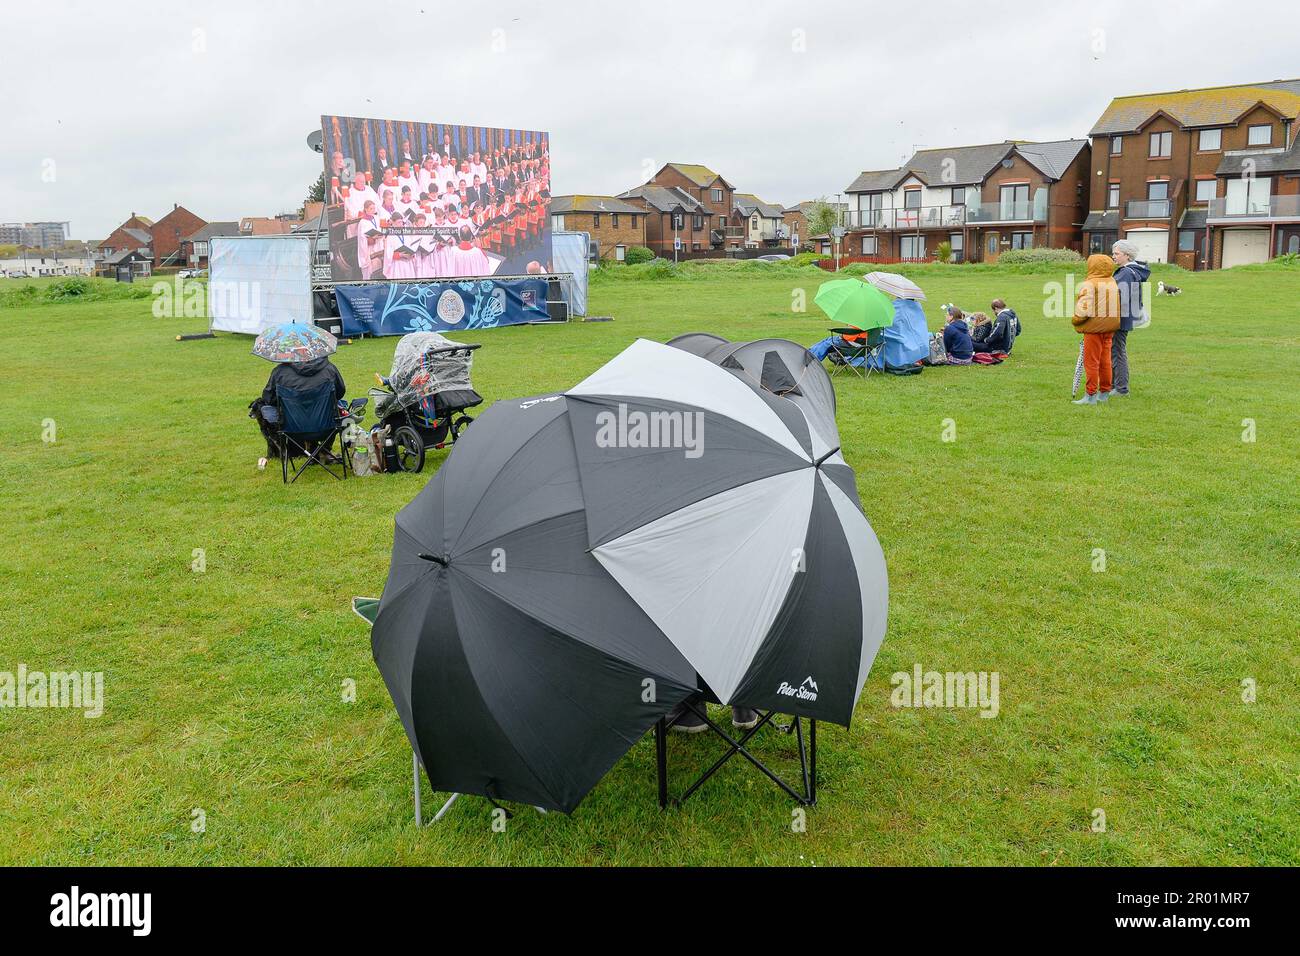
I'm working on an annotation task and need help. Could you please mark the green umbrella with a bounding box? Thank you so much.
[814,278,894,331]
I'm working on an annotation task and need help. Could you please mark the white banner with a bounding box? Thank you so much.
[209,236,312,334]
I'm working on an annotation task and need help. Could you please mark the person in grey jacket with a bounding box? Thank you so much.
[1111,240,1151,396]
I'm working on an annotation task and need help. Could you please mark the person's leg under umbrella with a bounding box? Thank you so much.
[1075,333,1102,404]
[1098,331,1115,400]
[1111,329,1129,395]
[668,692,708,733]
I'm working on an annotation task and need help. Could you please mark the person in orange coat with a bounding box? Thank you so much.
[1072,254,1121,404]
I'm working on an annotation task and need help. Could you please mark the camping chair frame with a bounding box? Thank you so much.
[655,700,817,809]
[277,419,348,484]
[826,327,884,380]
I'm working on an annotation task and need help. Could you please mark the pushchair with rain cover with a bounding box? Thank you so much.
[370,332,482,473]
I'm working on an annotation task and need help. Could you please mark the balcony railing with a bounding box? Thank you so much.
[843,192,1046,231]
[966,196,1047,223]
[1207,194,1300,221]
[1125,199,1172,219]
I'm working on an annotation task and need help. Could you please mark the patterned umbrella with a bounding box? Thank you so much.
[252,322,337,363]
[863,271,926,300]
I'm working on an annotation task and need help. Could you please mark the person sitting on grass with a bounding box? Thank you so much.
[972,298,1020,354]
[941,305,974,364]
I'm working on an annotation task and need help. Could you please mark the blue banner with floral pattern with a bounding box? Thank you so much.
[335,278,549,336]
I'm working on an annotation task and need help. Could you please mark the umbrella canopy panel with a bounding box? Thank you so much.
[864,271,927,300]
[813,279,894,331]
[371,394,698,813]
[252,321,337,363]
[566,339,888,725]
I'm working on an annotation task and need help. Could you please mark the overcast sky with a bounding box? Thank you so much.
[7,0,1300,238]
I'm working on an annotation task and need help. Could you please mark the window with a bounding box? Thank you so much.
[1147,180,1169,202]
[1194,179,1217,203]
[592,213,601,228]
[1000,183,1029,219]
[861,236,878,255]
[1198,128,1222,151]
[692,215,703,231]
[615,244,625,261]
[671,213,684,230]
[900,235,925,259]
[949,233,963,251]
[904,189,922,209]
[629,214,637,228]
[1225,175,1271,215]
[951,187,966,205]
[719,216,726,229]
[1107,183,1120,209]
[711,188,723,202]
[1111,136,1123,155]
[1177,230,1197,252]
[1010,232,1033,250]
[612,213,619,228]
[1248,124,1272,146]
[1149,131,1172,157]
[750,216,759,231]
[1088,231,1118,254]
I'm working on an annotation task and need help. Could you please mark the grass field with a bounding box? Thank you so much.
[2,260,1297,866]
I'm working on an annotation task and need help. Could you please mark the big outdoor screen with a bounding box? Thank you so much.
[322,114,551,282]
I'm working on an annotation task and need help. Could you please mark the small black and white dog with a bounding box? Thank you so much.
[1157,281,1182,296]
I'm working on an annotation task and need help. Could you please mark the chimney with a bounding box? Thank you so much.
[173,203,179,210]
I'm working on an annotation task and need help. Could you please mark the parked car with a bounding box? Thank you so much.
[754,254,791,262]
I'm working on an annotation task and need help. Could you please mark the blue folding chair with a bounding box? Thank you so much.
[270,379,347,484]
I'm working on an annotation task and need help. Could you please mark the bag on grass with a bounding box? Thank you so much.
[925,332,947,366]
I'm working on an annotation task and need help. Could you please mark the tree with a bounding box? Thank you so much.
[804,198,841,238]
[306,172,326,207]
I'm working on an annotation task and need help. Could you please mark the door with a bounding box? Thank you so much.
[1125,229,1169,264]
[984,230,1001,264]
[1222,229,1270,267]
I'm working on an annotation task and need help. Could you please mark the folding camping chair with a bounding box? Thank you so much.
[655,691,817,809]
[826,327,884,380]
[271,379,348,484]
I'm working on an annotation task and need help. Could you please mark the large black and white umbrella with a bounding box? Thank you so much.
[370,338,888,812]
[370,393,698,813]
[565,339,888,726]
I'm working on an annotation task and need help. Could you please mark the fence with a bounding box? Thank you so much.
[656,246,799,262]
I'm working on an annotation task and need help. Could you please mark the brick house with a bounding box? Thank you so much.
[182,222,240,268]
[151,204,208,269]
[843,140,1090,263]
[730,194,787,249]
[626,163,738,251]
[617,184,709,256]
[1084,79,1300,269]
[550,195,646,261]
[99,213,155,259]
[782,203,810,250]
